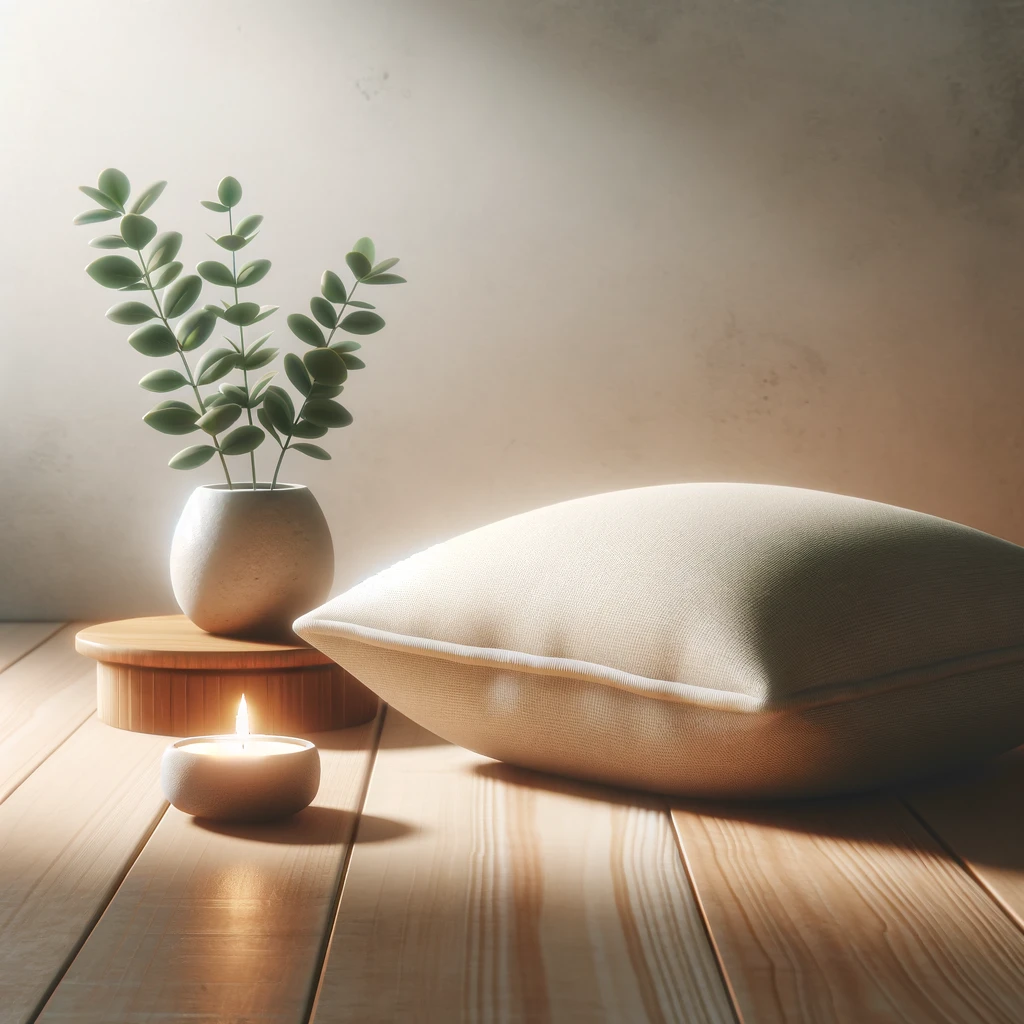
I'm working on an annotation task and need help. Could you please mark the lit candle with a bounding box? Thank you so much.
[161,695,321,822]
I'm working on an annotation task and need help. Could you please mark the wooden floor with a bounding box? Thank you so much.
[2,624,1024,1023]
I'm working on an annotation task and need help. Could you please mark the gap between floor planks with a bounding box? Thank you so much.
[671,785,1024,1024]
[34,709,384,1024]
[0,623,65,675]
[0,623,98,806]
[311,708,736,1024]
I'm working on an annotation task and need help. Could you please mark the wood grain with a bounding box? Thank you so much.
[78,616,377,736]
[312,710,734,1024]
[0,624,96,804]
[0,716,168,1024]
[76,615,336,670]
[0,623,63,673]
[36,712,383,1024]
[671,795,1024,1024]
[905,748,1024,931]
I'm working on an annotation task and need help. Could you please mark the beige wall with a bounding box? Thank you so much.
[2,0,1024,619]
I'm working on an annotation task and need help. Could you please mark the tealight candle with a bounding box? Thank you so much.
[161,695,321,822]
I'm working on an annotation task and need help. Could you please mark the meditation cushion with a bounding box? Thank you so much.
[294,483,1024,798]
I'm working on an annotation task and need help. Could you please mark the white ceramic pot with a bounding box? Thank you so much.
[170,483,334,640]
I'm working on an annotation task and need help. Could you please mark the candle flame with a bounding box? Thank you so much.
[236,694,250,744]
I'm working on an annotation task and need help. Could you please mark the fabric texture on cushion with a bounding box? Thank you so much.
[294,483,1024,798]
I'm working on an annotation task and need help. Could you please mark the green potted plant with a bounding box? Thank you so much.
[76,169,406,639]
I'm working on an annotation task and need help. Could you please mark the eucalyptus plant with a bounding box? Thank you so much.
[75,168,405,490]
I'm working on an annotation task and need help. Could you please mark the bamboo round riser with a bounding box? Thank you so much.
[96,663,378,737]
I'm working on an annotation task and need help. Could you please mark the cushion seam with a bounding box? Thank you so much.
[295,616,1024,714]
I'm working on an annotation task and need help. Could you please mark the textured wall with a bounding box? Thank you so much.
[2,0,1024,618]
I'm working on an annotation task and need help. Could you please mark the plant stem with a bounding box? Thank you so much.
[137,248,233,489]
[228,209,257,489]
[270,280,360,490]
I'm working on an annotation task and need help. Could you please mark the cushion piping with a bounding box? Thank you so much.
[294,615,1024,715]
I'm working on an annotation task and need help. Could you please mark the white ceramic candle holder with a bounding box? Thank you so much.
[161,734,321,822]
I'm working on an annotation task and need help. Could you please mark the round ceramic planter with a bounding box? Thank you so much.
[170,483,334,641]
[161,735,321,821]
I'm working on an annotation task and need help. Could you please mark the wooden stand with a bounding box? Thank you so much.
[76,615,378,737]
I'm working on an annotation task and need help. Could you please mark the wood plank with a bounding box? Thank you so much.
[671,795,1024,1024]
[312,710,734,1024]
[36,712,383,1023]
[0,624,96,804]
[905,747,1024,930]
[0,622,63,673]
[0,716,168,1024]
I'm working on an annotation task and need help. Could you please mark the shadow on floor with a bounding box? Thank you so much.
[471,751,1024,868]
[191,807,418,845]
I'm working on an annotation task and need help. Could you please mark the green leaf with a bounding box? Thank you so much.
[144,400,199,435]
[340,310,385,335]
[139,368,188,392]
[291,442,331,460]
[204,393,234,408]
[119,214,157,249]
[263,386,295,434]
[310,382,344,398]
[119,282,150,291]
[213,233,249,251]
[197,402,242,435]
[201,200,229,212]
[257,406,281,443]
[130,180,167,215]
[352,236,375,265]
[252,304,278,323]
[74,209,120,225]
[106,301,157,325]
[290,419,329,438]
[147,232,182,270]
[368,256,400,275]
[310,296,337,329]
[89,234,128,249]
[128,322,178,357]
[284,352,312,396]
[329,339,362,353]
[197,260,235,287]
[217,176,242,208]
[169,444,216,470]
[79,185,123,213]
[340,353,366,370]
[247,332,272,355]
[287,313,325,347]
[304,348,347,386]
[195,346,238,385]
[303,398,353,428]
[98,168,130,207]
[346,300,375,309]
[220,424,264,455]
[249,371,276,403]
[221,301,260,326]
[321,270,347,304]
[151,261,182,289]
[236,259,270,288]
[235,214,263,238]
[176,308,217,350]
[243,347,277,370]
[362,273,406,285]
[86,254,142,289]
[219,383,250,406]
[345,250,372,280]
[164,275,202,318]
